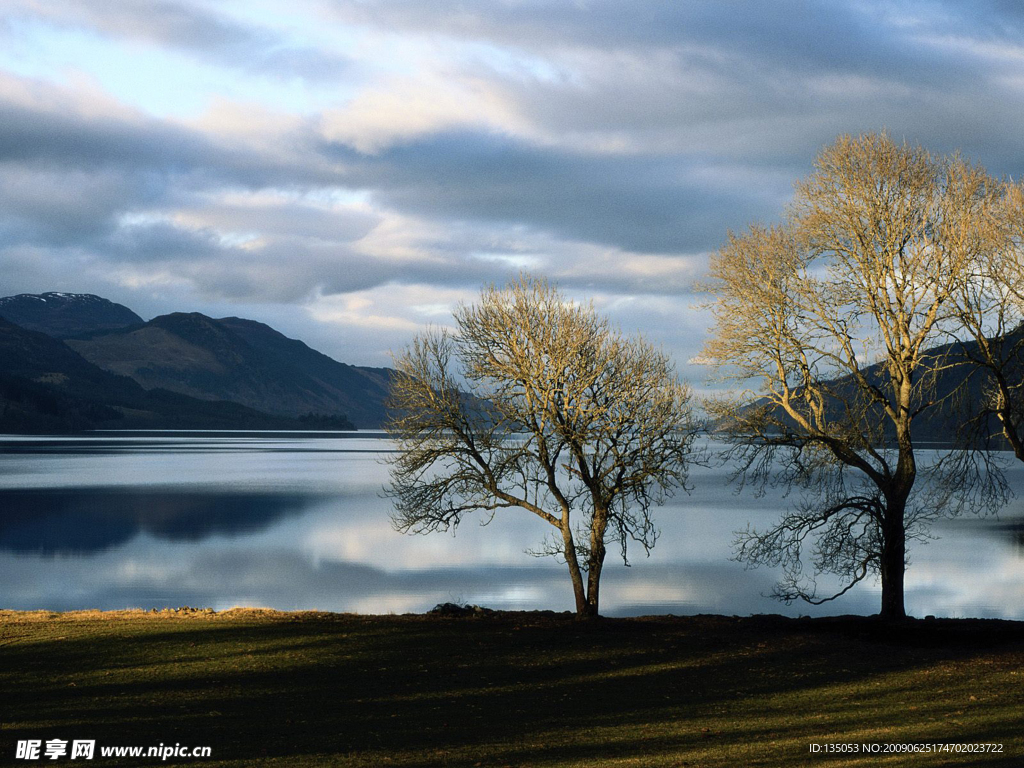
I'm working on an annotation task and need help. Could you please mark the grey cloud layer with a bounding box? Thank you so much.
[3,0,1024,365]
[0,69,749,301]
[325,132,779,253]
[334,1,934,73]
[333,1,1024,164]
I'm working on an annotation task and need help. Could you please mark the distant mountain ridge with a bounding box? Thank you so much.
[0,292,143,338]
[716,330,1024,448]
[0,316,354,433]
[0,292,394,431]
[67,312,391,427]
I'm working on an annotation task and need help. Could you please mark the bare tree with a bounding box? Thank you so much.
[702,133,1006,621]
[948,181,1024,460]
[384,276,697,618]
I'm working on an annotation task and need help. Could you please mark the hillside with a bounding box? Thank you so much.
[0,292,394,428]
[67,312,391,428]
[0,317,354,433]
[717,331,1024,447]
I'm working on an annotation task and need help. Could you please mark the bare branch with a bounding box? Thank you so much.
[704,133,1008,620]
[384,275,698,617]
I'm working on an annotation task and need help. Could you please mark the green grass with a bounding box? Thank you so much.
[3,609,1024,766]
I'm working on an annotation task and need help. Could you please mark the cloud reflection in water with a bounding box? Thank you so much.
[0,434,1022,618]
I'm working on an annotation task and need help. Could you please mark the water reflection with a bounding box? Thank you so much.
[0,432,393,456]
[988,517,1024,552]
[1,433,1023,618]
[0,488,325,554]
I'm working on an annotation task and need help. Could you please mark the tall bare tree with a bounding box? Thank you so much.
[702,133,1005,621]
[948,181,1024,460]
[385,276,696,618]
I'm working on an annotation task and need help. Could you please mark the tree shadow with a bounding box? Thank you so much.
[3,613,1024,766]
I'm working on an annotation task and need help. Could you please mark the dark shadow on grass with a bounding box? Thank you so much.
[3,613,1024,766]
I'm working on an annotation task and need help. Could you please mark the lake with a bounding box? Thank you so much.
[2,431,1024,618]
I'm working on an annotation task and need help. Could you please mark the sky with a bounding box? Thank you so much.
[2,1,1024,381]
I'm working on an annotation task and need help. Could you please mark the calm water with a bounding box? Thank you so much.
[2,432,1024,618]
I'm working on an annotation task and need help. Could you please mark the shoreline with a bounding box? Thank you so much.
[7,605,1024,640]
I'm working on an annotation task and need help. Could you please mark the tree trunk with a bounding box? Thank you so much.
[582,554,605,619]
[996,403,1024,463]
[879,418,913,622]
[561,524,587,616]
[582,563,603,618]
[583,509,609,618]
[878,509,907,621]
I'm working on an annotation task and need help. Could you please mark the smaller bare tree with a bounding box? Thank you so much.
[384,276,697,618]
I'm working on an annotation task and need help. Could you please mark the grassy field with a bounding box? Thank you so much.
[2,609,1024,767]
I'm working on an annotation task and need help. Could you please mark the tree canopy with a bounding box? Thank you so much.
[702,133,1007,620]
[385,275,697,617]
[948,181,1024,461]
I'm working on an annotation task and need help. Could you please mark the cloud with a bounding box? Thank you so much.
[327,1,971,85]
[6,0,350,81]
[0,67,725,321]
[4,0,1024,369]
[0,166,131,246]
[322,130,782,254]
[0,72,255,180]
[172,193,380,244]
[320,71,527,154]
[324,0,1022,169]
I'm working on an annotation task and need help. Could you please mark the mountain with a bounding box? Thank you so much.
[0,315,132,432]
[66,312,392,427]
[216,316,392,426]
[0,292,143,338]
[0,291,395,428]
[0,317,354,433]
[718,332,1020,447]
